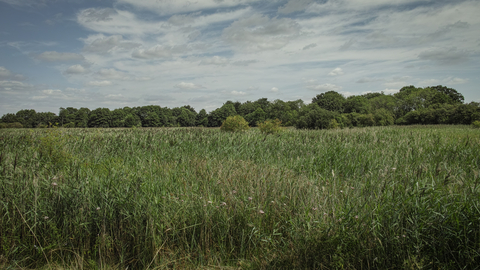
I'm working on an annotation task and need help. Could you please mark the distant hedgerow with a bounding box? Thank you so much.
[220,115,250,132]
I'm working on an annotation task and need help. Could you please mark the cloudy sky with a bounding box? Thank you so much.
[1,0,479,115]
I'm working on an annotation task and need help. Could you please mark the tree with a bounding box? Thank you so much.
[75,108,90,128]
[124,114,141,127]
[59,107,78,127]
[36,112,57,127]
[237,101,257,116]
[296,103,339,129]
[373,109,394,126]
[88,108,111,128]
[177,107,196,127]
[208,103,237,127]
[16,109,37,128]
[429,85,464,104]
[143,111,161,127]
[196,109,208,127]
[344,96,371,114]
[111,108,127,127]
[1,113,20,124]
[312,91,346,112]
[245,107,266,126]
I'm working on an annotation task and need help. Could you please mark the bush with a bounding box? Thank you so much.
[220,115,250,132]
[63,122,75,128]
[258,119,282,134]
[327,119,340,129]
[472,121,480,129]
[7,122,23,128]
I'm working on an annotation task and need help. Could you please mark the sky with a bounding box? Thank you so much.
[1,0,479,116]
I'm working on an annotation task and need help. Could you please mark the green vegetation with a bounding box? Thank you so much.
[2,85,479,130]
[220,115,250,132]
[472,121,480,129]
[1,126,479,269]
[257,119,282,135]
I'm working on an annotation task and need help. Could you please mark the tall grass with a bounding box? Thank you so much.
[0,126,479,269]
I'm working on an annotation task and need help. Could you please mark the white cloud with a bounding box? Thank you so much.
[382,88,400,94]
[86,80,113,87]
[223,14,301,52]
[302,43,317,50]
[117,0,259,15]
[356,77,381,83]
[132,45,188,59]
[36,51,85,62]
[231,90,246,96]
[270,87,279,92]
[328,67,344,76]
[418,47,469,65]
[83,34,140,54]
[77,8,163,36]
[95,68,130,81]
[232,60,257,66]
[278,0,313,14]
[383,76,411,88]
[445,77,468,85]
[0,80,33,92]
[200,56,229,66]
[168,13,199,26]
[418,79,439,86]
[174,82,205,90]
[0,67,26,80]
[64,65,89,75]
[306,83,342,92]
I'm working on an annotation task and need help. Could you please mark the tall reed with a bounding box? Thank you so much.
[0,126,479,269]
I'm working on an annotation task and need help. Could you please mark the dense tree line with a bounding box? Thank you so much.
[1,85,479,129]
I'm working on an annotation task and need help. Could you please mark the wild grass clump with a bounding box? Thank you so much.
[0,126,479,269]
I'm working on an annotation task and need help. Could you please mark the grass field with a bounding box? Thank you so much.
[1,126,479,269]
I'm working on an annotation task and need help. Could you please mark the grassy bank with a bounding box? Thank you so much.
[1,126,479,269]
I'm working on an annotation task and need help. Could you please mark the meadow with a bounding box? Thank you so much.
[0,126,479,269]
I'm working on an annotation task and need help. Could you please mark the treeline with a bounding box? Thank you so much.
[1,85,479,129]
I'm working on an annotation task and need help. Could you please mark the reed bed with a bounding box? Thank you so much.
[0,126,479,269]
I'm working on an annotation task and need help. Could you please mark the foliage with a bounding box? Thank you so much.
[296,103,339,129]
[472,121,480,128]
[196,109,208,127]
[0,126,479,269]
[1,84,477,130]
[3,122,24,128]
[245,107,266,126]
[257,118,283,135]
[312,91,346,112]
[220,115,250,132]
[208,103,237,127]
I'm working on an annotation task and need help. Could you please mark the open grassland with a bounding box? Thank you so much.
[1,126,479,269]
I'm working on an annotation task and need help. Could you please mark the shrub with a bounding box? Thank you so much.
[472,121,480,129]
[258,119,283,135]
[0,123,7,129]
[63,122,75,128]
[220,115,250,132]
[327,119,340,129]
[7,122,23,128]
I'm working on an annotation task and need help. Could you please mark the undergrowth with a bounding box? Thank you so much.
[0,126,479,269]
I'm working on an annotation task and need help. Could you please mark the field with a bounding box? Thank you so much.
[1,126,479,269]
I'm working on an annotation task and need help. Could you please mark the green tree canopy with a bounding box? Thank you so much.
[312,91,346,113]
